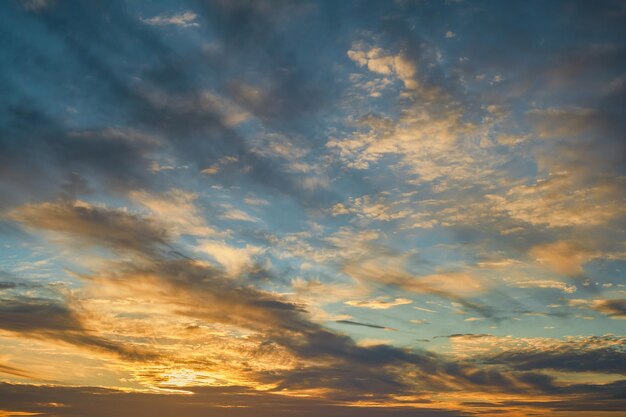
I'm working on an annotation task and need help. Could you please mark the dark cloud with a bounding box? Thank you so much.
[0,297,155,361]
[191,0,337,126]
[263,366,411,401]
[0,281,17,290]
[483,379,626,412]
[0,372,608,415]
[10,200,169,255]
[568,298,626,319]
[0,363,40,380]
[335,319,390,330]
[0,382,469,417]
[478,335,626,375]
[0,104,157,207]
[0,272,42,293]
[590,299,626,319]
[435,334,493,339]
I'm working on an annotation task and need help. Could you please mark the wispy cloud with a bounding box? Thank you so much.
[141,11,199,28]
[569,299,626,319]
[345,297,412,310]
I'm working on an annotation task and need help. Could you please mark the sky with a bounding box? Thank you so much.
[0,0,625,416]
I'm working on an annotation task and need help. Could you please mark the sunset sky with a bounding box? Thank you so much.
[1,1,625,416]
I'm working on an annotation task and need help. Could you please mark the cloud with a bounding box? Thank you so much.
[413,306,437,313]
[487,104,626,233]
[201,166,219,175]
[569,299,626,319]
[9,200,168,255]
[219,208,259,223]
[0,363,40,380]
[0,281,17,290]
[290,279,370,322]
[330,202,350,216]
[0,297,154,361]
[529,241,599,276]
[345,257,485,296]
[243,197,269,206]
[463,317,483,322]
[130,189,220,238]
[199,156,240,175]
[197,92,251,126]
[476,334,626,375]
[0,122,157,209]
[343,257,494,318]
[1,1,336,214]
[141,12,199,28]
[194,239,264,276]
[335,195,412,222]
[93,256,515,395]
[513,279,577,294]
[331,42,503,192]
[490,173,625,229]
[0,382,471,417]
[345,297,412,310]
[8,197,567,399]
[335,320,391,330]
[347,45,418,90]
[528,107,607,139]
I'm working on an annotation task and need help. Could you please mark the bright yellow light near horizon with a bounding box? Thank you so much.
[161,369,205,387]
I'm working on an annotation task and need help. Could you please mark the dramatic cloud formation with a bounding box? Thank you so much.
[0,1,625,416]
